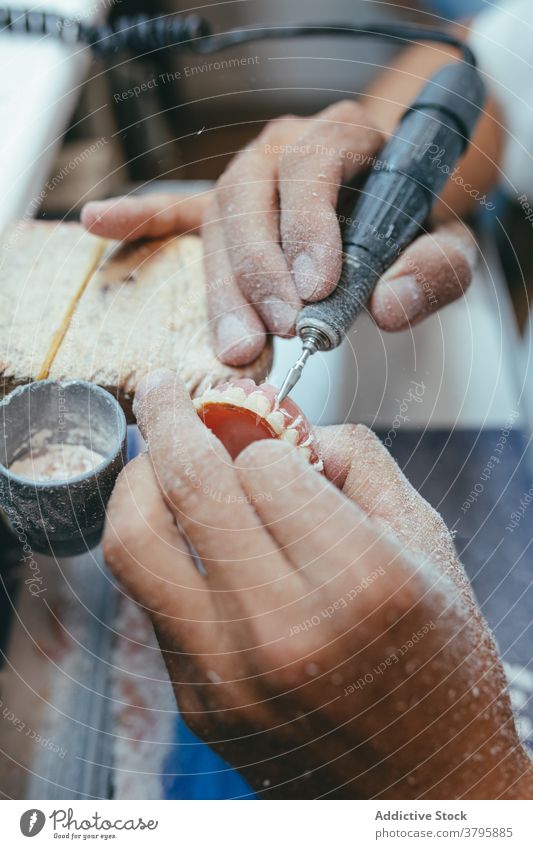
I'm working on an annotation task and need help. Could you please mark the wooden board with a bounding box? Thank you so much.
[0,222,272,420]
[0,222,104,387]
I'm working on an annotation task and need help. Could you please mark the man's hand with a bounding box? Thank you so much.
[82,101,476,366]
[102,369,532,799]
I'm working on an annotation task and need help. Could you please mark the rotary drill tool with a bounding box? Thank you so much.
[278,61,485,402]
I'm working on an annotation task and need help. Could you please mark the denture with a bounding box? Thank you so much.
[194,378,323,469]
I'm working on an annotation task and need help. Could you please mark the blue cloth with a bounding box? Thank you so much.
[163,717,255,800]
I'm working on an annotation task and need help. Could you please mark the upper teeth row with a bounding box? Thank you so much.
[194,385,323,470]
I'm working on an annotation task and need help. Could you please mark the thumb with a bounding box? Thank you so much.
[314,423,458,572]
[369,220,477,331]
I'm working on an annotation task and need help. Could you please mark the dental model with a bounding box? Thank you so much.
[194,378,323,470]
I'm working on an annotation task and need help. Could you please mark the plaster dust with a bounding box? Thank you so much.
[10,442,105,482]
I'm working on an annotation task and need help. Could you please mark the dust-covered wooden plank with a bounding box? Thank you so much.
[0,222,104,389]
[50,234,271,418]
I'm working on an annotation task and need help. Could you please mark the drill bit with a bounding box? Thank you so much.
[277,333,322,403]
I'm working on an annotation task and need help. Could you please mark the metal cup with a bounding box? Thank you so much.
[0,380,127,556]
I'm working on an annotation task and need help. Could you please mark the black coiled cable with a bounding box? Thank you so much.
[0,7,477,66]
[0,6,82,41]
[83,14,210,59]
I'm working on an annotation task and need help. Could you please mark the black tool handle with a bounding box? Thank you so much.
[296,61,485,348]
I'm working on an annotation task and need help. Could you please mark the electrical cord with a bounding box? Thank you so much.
[0,8,477,65]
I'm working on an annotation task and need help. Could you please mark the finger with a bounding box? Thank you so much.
[235,439,400,587]
[81,192,210,241]
[202,196,267,366]
[313,424,363,488]
[103,453,212,639]
[279,100,384,300]
[132,369,293,591]
[315,424,458,572]
[215,117,304,336]
[370,220,477,331]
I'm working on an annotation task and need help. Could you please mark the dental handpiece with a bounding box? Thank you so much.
[278,60,486,402]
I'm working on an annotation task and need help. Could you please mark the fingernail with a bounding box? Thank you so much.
[134,368,175,412]
[83,200,108,214]
[81,201,107,227]
[261,298,298,337]
[215,313,264,365]
[372,276,427,330]
[292,252,320,299]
